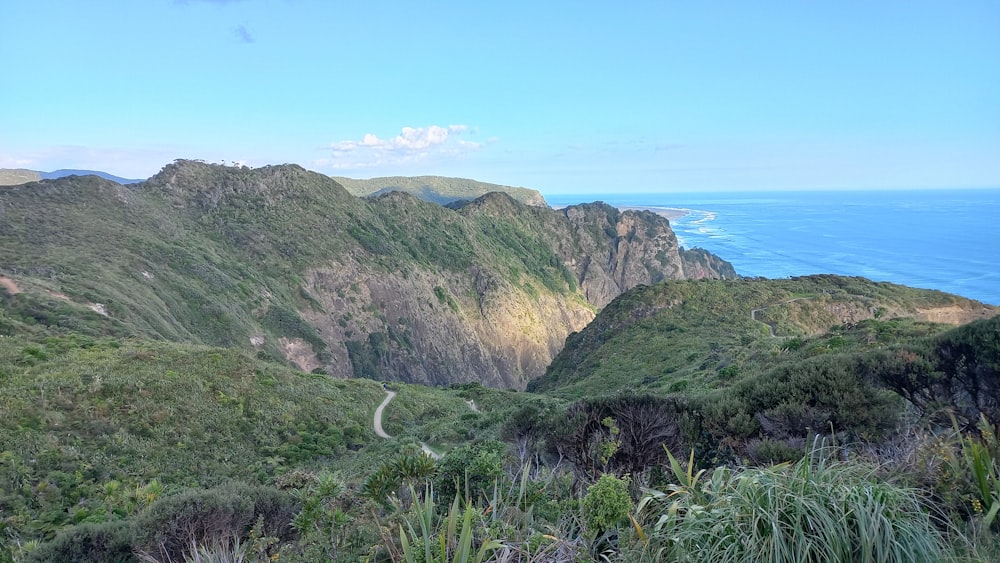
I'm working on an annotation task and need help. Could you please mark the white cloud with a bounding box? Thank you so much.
[0,154,35,168]
[318,125,481,170]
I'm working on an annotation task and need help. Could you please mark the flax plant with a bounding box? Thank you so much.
[633,442,954,563]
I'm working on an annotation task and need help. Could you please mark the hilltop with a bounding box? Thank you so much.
[332,174,548,206]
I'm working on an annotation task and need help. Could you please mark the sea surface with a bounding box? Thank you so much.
[547,189,1000,306]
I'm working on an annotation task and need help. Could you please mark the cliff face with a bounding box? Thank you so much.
[545,203,736,308]
[0,161,734,389]
[297,263,593,388]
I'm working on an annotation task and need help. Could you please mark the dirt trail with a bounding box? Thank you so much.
[373,391,396,439]
[373,390,441,460]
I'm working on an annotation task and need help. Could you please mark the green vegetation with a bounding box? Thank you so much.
[532,276,990,398]
[1,161,713,386]
[0,334,541,561]
[2,280,998,561]
[2,162,999,560]
[633,443,954,562]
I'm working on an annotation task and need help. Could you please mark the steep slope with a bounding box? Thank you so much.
[332,174,548,206]
[529,275,996,397]
[455,195,738,308]
[0,160,732,388]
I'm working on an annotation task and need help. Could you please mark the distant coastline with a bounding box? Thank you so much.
[618,205,689,220]
[552,203,691,221]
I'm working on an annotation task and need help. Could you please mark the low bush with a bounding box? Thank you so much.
[130,483,297,563]
[634,443,955,563]
[25,521,134,563]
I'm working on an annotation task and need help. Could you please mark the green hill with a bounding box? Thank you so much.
[0,168,141,186]
[0,333,541,558]
[331,174,548,206]
[531,276,995,398]
[0,160,732,389]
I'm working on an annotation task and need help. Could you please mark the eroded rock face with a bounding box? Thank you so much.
[300,262,594,389]
[554,203,735,308]
[914,305,996,325]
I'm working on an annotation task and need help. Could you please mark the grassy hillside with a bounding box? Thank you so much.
[530,276,995,398]
[0,160,730,387]
[2,279,998,561]
[0,169,40,186]
[0,333,540,556]
[332,175,548,206]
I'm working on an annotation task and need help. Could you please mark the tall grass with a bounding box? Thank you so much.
[634,443,955,563]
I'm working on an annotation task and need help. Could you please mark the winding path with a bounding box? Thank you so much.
[751,306,778,338]
[373,390,441,459]
[373,390,396,439]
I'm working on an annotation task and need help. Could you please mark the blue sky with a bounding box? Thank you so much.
[1,1,998,194]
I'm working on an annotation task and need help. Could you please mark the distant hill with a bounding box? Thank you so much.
[0,168,41,185]
[332,175,548,206]
[40,169,144,184]
[0,168,143,185]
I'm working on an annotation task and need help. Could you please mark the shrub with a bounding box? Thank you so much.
[130,483,297,563]
[582,473,632,540]
[434,440,505,500]
[635,443,955,563]
[26,521,135,563]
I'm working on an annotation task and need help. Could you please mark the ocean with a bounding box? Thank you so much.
[547,189,1000,306]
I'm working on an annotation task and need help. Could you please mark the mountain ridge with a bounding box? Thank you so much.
[0,159,733,389]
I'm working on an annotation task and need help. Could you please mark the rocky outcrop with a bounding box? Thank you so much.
[553,203,736,308]
[293,194,736,388]
[681,248,739,280]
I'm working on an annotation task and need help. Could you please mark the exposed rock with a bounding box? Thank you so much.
[279,337,320,373]
[914,305,996,325]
